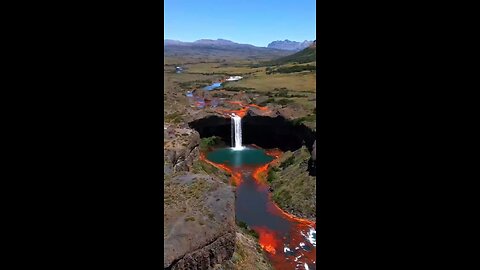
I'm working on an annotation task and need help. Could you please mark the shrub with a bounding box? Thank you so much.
[280,155,295,169]
[236,220,259,239]
[267,169,276,183]
[237,220,248,230]
[291,115,315,126]
[277,98,294,105]
[289,93,308,98]
[223,86,255,92]
[292,117,306,126]
[248,230,259,239]
[185,216,195,222]
[274,88,289,97]
[258,98,275,106]
[265,65,316,74]
[164,112,183,123]
[199,136,222,150]
[273,189,292,205]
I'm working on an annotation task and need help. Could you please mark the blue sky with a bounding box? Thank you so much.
[164,0,316,47]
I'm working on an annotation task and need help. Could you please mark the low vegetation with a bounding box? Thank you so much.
[267,167,279,183]
[279,155,295,169]
[192,159,228,179]
[178,79,212,89]
[222,86,256,92]
[257,97,294,106]
[266,64,316,74]
[227,71,316,92]
[292,114,316,126]
[267,147,316,219]
[199,136,222,151]
[164,112,183,123]
[269,88,308,98]
[236,220,259,239]
[276,98,294,105]
[265,46,316,65]
[258,98,276,106]
[212,92,231,98]
[224,231,273,270]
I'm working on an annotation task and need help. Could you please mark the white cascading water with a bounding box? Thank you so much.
[231,114,244,150]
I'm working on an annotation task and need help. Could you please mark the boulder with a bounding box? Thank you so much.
[164,127,201,173]
[164,173,236,269]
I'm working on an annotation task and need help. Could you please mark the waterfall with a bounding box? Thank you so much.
[231,116,234,148]
[231,114,244,150]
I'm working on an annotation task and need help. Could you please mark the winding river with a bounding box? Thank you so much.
[202,147,316,270]
[203,82,223,91]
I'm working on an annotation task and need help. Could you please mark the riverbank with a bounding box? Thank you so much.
[266,146,316,221]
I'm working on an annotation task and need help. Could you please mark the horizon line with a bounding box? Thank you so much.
[164,38,315,47]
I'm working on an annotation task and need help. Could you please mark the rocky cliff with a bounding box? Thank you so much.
[166,230,235,270]
[164,171,236,270]
[164,126,236,270]
[188,113,316,153]
[164,126,201,174]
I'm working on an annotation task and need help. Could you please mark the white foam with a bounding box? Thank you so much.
[304,262,309,270]
[300,227,316,247]
[307,227,316,247]
[284,246,291,253]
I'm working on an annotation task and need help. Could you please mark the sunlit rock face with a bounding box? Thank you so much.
[164,173,236,270]
[163,127,201,174]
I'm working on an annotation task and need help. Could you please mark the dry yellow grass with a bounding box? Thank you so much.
[223,232,273,270]
[226,71,316,92]
[182,62,263,74]
[165,57,316,93]
[290,96,317,112]
[164,57,317,117]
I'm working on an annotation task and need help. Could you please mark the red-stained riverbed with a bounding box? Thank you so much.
[201,147,316,270]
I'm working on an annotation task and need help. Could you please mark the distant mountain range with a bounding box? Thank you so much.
[164,39,245,46]
[164,38,315,59]
[164,39,292,59]
[267,40,314,51]
[266,40,316,65]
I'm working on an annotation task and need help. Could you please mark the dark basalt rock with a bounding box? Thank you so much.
[188,115,315,152]
[312,140,316,161]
